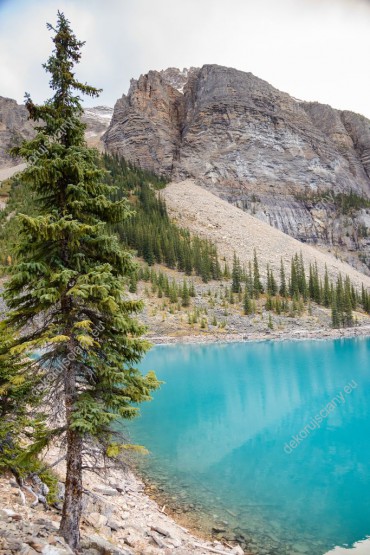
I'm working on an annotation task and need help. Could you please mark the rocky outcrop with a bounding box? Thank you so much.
[82,105,113,151]
[103,66,370,272]
[0,463,243,555]
[0,97,112,168]
[104,65,370,195]
[104,71,185,175]
[0,96,34,168]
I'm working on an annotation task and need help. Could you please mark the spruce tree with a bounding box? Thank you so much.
[323,265,331,307]
[3,13,159,549]
[231,252,242,293]
[245,261,253,297]
[279,258,287,297]
[331,291,340,328]
[290,256,299,298]
[253,249,263,298]
[343,276,353,327]
[181,280,190,307]
[243,288,253,315]
[0,324,45,477]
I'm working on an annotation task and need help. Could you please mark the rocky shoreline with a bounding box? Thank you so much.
[0,455,244,555]
[147,323,370,345]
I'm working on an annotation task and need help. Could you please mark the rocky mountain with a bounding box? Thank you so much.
[82,105,113,151]
[0,96,112,169]
[103,65,370,272]
[0,96,34,168]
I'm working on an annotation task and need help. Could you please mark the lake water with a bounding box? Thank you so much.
[126,338,370,555]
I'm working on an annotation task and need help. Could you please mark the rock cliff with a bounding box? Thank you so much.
[103,65,370,271]
[104,65,370,193]
[0,96,34,168]
[0,97,112,168]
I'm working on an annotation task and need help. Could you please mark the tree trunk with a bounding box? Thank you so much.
[59,427,83,550]
[59,343,83,552]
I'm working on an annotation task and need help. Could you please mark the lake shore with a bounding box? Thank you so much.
[49,449,243,555]
[147,322,370,345]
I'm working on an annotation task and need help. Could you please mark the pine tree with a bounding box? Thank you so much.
[343,276,353,327]
[331,291,340,328]
[169,280,178,303]
[3,13,159,550]
[265,295,273,311]
[181,280,190,307]
[290,256,299,298]
[245,261,253,297]
[323,265,331,307]
[189,281,196,297]
[253,249,263,298]
[298,252,308,300]
[362,284,370,313]
[223,262,231,279]
[279,258,287,297]
[266,265,277,296]
[0,324,46,477]
[336,274,345,326]
[243,288,253,315]
[268,313,274,330]
[231,252,242,293]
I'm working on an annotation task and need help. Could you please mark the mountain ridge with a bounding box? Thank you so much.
[102,64,370,273]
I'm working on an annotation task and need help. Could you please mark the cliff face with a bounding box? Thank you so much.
[0,96,34,168]
[0,97,112,169]
[105,71,185,175]
[103,65,370,269]
[104,65,370,194]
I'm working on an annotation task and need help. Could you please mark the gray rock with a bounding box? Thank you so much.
[93,486,119,496]
[150,525,171,537]
[41,546,73,555]
[84,512,108,529]
[0,96,34,168]
[80,534,134,555]
[103,64,370,271]
[107,519,122,531]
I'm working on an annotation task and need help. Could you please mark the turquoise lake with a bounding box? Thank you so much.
[126,338,370,555]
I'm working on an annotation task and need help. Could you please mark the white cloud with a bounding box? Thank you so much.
[0,0,370,118]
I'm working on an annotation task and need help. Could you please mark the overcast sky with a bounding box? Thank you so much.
[0,0,370,117]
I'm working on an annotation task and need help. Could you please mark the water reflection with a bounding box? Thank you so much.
[126,338,370,555]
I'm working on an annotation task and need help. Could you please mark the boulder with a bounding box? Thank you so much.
[93,486,119,497]
[84,512,108,529]
[80,534,134,555]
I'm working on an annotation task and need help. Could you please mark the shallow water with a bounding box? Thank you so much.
[125,338,370,555]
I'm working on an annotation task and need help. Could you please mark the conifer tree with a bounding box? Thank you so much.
[343,276,354,327]
[253,249,263,298]
[189,281,196,297]
[279,258,287,297]
[268,313,274,330]
[331,291,340,328]
[181,280,190,307]
[231,252,242,293]
[3,13,159,549]
[0,324,46,477]
[245,261,253,297]
[323,265,331,307]
[223,261,231,279]
[290,256,299,298]
[243,288,253,315]
[266,264,277,296]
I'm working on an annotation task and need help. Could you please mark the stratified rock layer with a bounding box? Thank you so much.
[103,66,370,270]
[104,65,370,195]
